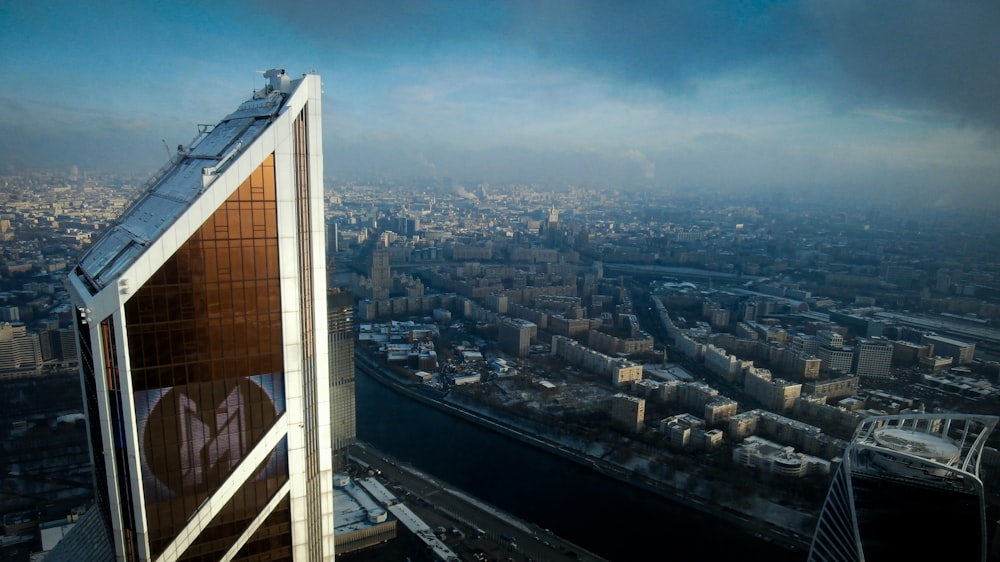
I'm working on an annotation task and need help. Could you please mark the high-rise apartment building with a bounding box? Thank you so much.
[328,289,356,472]
[817,345,853,374]
[368,247,390,299]
[610,393,645,433]
[808,413,997,562]
[0,321,42,375]
[851,338,893,379]
[816,330,844,349]
[63,69,334,561]
[498,318,535,358]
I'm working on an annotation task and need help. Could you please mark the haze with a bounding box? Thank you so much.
[2,1,999,209]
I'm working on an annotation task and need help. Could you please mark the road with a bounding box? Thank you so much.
[349,441,610,562]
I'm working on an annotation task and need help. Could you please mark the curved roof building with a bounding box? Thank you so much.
[808,413,997,562]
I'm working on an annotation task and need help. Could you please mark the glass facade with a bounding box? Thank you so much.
[178,437,290,562]
[328,290,355,472]
[123,155,291,559]
[234,496,293,561]
[75,308,115,547]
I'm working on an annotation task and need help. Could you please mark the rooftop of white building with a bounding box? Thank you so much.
[74,70,302,293]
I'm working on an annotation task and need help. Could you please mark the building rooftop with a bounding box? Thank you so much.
[39,505,113,562]
[334,475,391,535]
[73,69,298,293]
[872,427,958,462]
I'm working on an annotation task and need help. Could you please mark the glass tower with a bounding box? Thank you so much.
[65,69,334,561]
[327,289,355,473]
[808,413,997,562]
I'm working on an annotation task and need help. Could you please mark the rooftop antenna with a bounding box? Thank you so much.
[255,69,265,94]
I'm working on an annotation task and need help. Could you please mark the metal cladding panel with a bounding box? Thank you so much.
[78,229,137,284]
[223,95,285,121]
[75,97,287,293]
[187,117,255,158]
[79,160,205,288]
[147,159,213,203]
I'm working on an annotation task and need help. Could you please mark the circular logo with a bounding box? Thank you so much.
[142,377,278,496]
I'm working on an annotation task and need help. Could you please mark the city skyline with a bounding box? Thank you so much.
[3,1,999,208]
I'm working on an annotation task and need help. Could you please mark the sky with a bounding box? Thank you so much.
[2,1,999,207]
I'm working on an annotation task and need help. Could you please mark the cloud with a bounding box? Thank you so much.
[3,0,997,202]
[622,149,655,179]
[414,152,437,173]
[243,1,1000,136]
[807,0,1000,130]
[245,2,815,87]
[508,1,818,92]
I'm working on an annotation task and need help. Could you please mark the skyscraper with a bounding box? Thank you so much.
[327,289,355,472]
[368,246,390,299]
[808,413,997,562]
[64,69,334,561]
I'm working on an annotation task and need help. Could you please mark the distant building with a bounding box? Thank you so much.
[611,361,644,386]
[803,375,860,401]
[704,396,738,426]
[39,327,75,365]
[498,318,536,357]
[0,305,20,322]
[660,413,704,448]
[816,330,844,349]
[728,410,762,441]
[369,247,391,299]
[743,367,801,412]
[0,322,42,376]
[484,292,508,314]
[919,355,953,372]
[782,350,821,380]
[588,329,654,355]
[610,393,646,432]
[704,343,745,383]
[852,338,893,379]
[548,314,591,338]
[791,334,819,356]
[890,339,934,366]
[818,345,853,374]
[551,335,643,386]
[329,290,357,473]
[920,333,975,365]
[733,436,831,478]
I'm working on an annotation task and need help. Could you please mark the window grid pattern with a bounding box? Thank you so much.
[75,308,115,546]
[101,317,139,561]
[328,292,355,472]
[234,496,293,562]
[177,437,290,562]
[292,108,324,561]
[123,155,288,558]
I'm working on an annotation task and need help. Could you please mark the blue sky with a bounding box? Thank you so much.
[2,1,998,205]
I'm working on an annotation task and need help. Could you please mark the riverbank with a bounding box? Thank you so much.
[355,351,816,553]
[347,441,611,562]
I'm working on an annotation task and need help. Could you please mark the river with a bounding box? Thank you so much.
[355,367,806,561]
